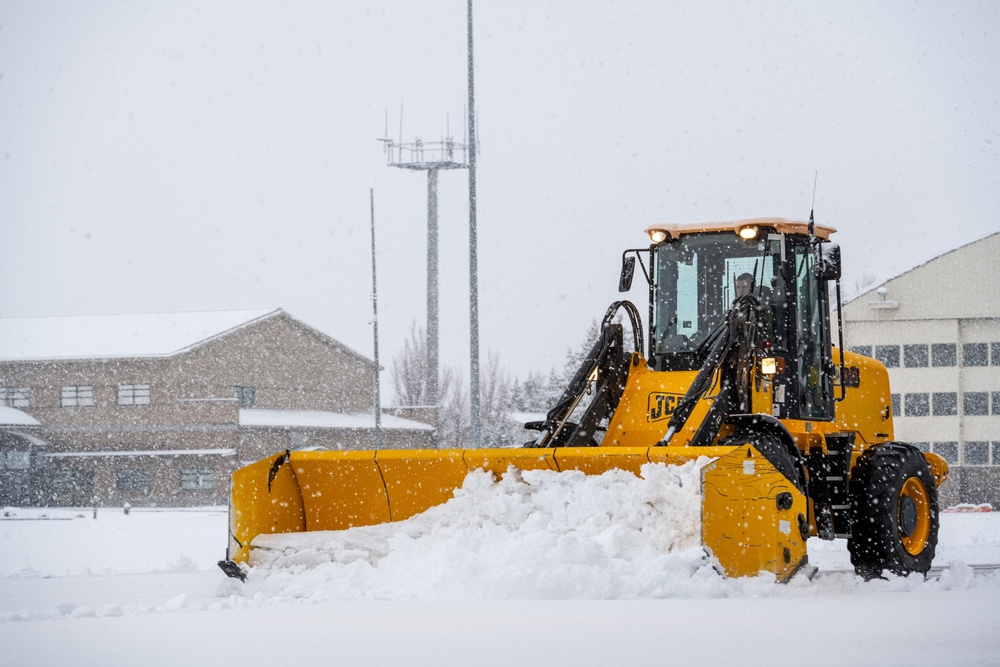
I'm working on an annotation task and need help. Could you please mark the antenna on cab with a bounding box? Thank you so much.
[808,171,818,237]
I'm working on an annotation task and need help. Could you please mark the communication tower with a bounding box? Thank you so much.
[378,130,469,404]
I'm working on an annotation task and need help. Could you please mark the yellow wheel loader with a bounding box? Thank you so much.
[219,217,948,583]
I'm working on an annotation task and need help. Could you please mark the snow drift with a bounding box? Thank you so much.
[240,460,730,600]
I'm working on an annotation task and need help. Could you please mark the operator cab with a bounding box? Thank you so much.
[635,219,839,422]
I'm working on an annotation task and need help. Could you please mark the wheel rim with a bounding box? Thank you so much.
[898,477,931,556]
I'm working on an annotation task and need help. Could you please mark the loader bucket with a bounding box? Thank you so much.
[223,444,808,582]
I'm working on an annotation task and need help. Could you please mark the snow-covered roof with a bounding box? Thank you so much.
[240,409,434,432]
[0,406,41,426]
[0,309,280,361]
[844,230,1000,306]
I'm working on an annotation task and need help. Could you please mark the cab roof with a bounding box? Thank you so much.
[644,217,836,241]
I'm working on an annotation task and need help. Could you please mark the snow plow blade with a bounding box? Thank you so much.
[221,444,808,582]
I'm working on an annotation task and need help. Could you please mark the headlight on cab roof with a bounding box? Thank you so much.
[648,229,669,244]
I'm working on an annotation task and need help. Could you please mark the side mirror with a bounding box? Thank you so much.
[619,256,636,292]
[817,243,841,281]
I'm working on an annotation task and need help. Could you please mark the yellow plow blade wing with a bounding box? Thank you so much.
[227,452,306,565]
[700,445,809,582]
[225,444,808,581]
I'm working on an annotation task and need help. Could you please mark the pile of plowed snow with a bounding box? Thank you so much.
[237,460,737,600]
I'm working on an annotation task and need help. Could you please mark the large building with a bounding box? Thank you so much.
[842,232,1000,507]
[0,309,434,507]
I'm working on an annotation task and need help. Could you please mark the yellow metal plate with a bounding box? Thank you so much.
[463,448,557,477]
[603,366,717,449]
[553,446,650,476]
[228,452,306,564]
[701,445,808,581]
[375,449,471,522]
[290,450,391,531]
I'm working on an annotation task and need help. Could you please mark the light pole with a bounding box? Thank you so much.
[467,0,481,447]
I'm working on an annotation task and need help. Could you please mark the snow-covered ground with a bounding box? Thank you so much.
[2,464,999,666]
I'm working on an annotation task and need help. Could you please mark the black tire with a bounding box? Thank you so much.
[848,444,939,580]
[719,430,806,494]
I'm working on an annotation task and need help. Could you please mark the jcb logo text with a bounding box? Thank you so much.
[648,393,684,422]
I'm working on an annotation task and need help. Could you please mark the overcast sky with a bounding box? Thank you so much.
[2,1,998,400]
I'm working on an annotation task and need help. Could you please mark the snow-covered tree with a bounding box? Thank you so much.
[390,321,430,407]
[480,351,520,448]
[436,365,468,448]
[432,352,524,448]
[560,319,601,387]
[512,370,549,412]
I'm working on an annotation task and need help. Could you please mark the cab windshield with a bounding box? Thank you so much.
[650,232,783,368]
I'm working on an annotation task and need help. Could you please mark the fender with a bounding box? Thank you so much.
[724,413,797,449]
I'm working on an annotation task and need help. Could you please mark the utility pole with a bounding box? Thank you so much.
[378,131,467,405]
[370,189,382,450]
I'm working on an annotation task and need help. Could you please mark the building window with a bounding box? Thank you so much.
[3,451,31,469]
[932,442,958,464]
[993,392,1000,415]
[905,393,929,417]
[0,387,30,408]
[875,345,900,368]
[932,392,957,416]
[53,469,94,492]
[910,442,930,453]
[963,392,989,416]
[890,393,901,417]
[962,343,989,367]
[850,345,872,357]
[931,343,956,367]
[61,385,95,407]
[992,343,1000,366]
[235,386,256,408]
[117,384,150,406]
[180,469,215,490]
[994,443,1000,466]
[116,469,150,492]
[964,442,990,466]
[903,345,928,368]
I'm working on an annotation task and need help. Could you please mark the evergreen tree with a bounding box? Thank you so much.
[480,351,521,448]
[561,319,601,385]
[518,370,547,413]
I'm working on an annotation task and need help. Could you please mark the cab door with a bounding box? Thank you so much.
[787,238,835,420]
